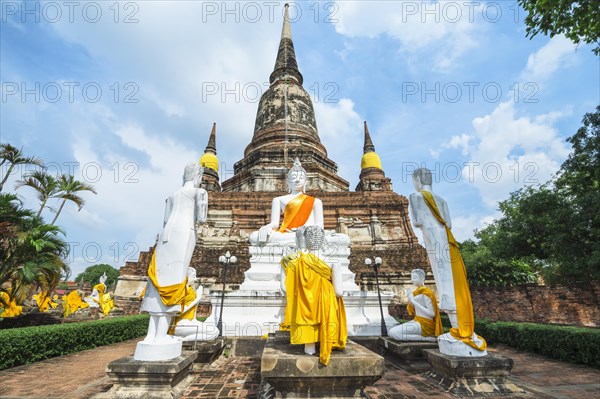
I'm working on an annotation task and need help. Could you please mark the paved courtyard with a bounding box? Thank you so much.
[0,339,598,399]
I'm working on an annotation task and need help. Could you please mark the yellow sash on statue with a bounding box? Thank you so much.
[278,194,315,233]
[420,190,487,351]
[33,291,57,313]
[63,290,89,317]
[0,291,22,318]
[147,252,188,311]
[407,286,443,337]
[280,252,347,366]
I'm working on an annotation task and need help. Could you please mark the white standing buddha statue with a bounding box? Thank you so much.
[388,269,442,342]
[134,162,208,361]
[409,167,487,357]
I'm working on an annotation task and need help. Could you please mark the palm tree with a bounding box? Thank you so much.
[15,170,59,218]
[50,174,97,225]
[0,143,44,192]
[0,194,69,304]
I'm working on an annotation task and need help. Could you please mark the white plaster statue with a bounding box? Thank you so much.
[84,272,108,308]
[280,226,344,356]
[134,162,208,361]
[388,269,440,342]
[250,157,323,246]
[172,267,219,341]
[409,168,487,357]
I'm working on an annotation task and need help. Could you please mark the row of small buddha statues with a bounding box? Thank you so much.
[137,159,487,362]
[1,273,116,319]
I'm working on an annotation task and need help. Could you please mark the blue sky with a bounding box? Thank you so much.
[1,1,598,279]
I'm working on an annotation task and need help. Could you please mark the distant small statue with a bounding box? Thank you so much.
[0,291,22,318]
[280,225,347,366]
[409,167,487,356]
[171,267,219,341]
[135,162,208,361]
[84,272,115,316]
[250,158,324,245]
[63,289,89,317]
[33,291,58,313]
[388,269,442,342]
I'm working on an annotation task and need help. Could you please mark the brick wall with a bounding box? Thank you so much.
[391,283,600,327]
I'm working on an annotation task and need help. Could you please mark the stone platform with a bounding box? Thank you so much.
[260,334,384,398]
[379,337,438,359]
[94,351,196,399]
[182,338,225,364]
[423,349,522,396]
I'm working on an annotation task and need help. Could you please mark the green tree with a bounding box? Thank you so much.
[15,170,59,217]
[0,193,70,304]
[75,264,120,288]
[518,0,600,55]
[0,144,44,192]
[50,174,97,225]
[464,106,600,284]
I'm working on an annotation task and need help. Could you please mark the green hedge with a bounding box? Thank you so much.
[475,319,600,368]
[0,314,149,370]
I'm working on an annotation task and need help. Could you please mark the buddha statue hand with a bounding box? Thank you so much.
[257,224,275,244]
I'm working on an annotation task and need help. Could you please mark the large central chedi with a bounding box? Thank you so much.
[114,5,428,335]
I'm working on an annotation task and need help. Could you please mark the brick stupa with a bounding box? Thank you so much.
[114,5,428,316]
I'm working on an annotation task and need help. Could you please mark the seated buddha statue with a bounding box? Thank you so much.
[388,269,442,342]
[249,158,348,251]
[279,226,347,366]
[33,291,58,313]
[84,272,115,316]
[250,158,323,246]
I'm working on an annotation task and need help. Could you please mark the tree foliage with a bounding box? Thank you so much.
[463,106,600,285]
[75,264,120,288]
[519,0,600,55]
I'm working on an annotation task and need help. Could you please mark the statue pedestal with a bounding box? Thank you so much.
[261,334,384,398]
[133,340,182,362]
[94,351,195,399]
[379,337,438,359]
[210,235,397,336]
[423,349,522,396]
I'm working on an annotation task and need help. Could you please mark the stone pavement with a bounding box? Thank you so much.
[0,340,598,399]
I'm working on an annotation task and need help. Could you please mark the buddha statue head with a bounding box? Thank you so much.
[183,162,204,187]
[411,268,426,286]
[412,167,433,191]
[287,157,307,193]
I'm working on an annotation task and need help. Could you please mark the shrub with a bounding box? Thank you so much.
[0,314,148,370]
[476,319,600,368]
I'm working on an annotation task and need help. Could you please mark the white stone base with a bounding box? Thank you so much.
[437,332,488,357]
[133,340,182,361]
[209,290,397,337]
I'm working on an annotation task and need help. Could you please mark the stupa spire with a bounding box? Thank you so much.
[270,3,303,85]
[205,122,217,155]
[363,121,376,154]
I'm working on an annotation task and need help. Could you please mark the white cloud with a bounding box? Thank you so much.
[446,133,471,155]
[333,1,480,71]
[522,35,577,81]
[458,101,570,207]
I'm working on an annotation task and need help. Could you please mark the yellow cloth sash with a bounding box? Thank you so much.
[0,291,23,318]
[167,288,198,335]
[200,152,219,171]
[33,291,57,313]
[147,252,188,311]
[63,290,89,317]
[278,194,315,233]
[407,286,443,337]
[280,252,347,366]
[420,191,486,351]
